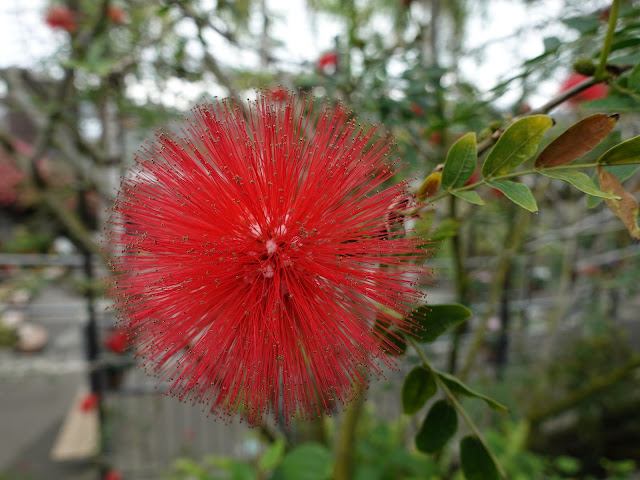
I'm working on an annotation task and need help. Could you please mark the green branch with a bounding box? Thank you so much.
[409,338,508,480]
[595,0,621,81]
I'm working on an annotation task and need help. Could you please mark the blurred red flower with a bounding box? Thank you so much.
[317,51,339,74]
[107,90,429,424]
[107,6,125,24]
[45,6,77,33]
[560,73,608,105]
[79,393,99,412]
[104,329,128,354]
[104,470,122,480]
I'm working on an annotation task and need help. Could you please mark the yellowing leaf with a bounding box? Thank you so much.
[417,171,442,200]
[598,135,640,165]
[535,113,618,168]
[598,166,640,239]
[482,115,554,178]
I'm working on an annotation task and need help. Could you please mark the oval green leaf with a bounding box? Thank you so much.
[460,436,500,480]
[598,135,640,165]
[278,443,332,480]
[402,366,437,415]
[539,170,619,199]
[409,303,472,343]
[415,399,458,454]
[484,180,538,212]
[435,370,509,412]
[482,115,554,178]
[451,189,485,205]
[442,132,477,189]
[535,114,618,168]
[259,438,286,471]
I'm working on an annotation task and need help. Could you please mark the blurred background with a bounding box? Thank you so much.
[1,0,640,479]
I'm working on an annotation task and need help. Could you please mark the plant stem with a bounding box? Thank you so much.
[332,391,365,480]
[409,338,509,480]
[595,0,621,80]
[447,195,469,374]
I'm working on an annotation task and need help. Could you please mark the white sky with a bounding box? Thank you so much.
[0,0,610,109]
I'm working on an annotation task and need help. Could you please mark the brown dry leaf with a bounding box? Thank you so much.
[536,114,619,168]
[598,166,640,239]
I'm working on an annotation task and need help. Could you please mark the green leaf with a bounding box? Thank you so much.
[450,189,485,205]
[435,371,509,412]
[539,170,619,199]
[441,132,477,189]
[229,462,258,480]
[278,444,332,480]
[460,436,500,480]
[562,15,599,33]
[581,95,640,111]
[409,304,472,343]
[587,164,640,208]
[597,135,640,165]
[415,399,458,454]
[629,63,640,92]
[428,218,460,242]
[484,180,538,213]
[482,115,554,178]
[259,438,286,472]
[402,366,437,414]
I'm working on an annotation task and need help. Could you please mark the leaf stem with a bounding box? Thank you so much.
[408,338,509,480]
[595,0,621,81]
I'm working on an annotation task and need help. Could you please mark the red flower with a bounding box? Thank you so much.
[410,103,424,117]
[107,91,429,424]
[105,471,122,480]
[45,6,77,33]
[107,6,125,24]
[79,393,99,412]
[560,73,608,105]
[317,52,339,74]
[104,329,128,354]
[267,86,288,102]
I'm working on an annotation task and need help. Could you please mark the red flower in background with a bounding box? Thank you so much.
[79,393,99,412]
[317,51,339,74]
[104,329,128,354]
[0,149,26,206]
[45,6,77,32]
[107,91,429,424]
[107,6,125,24]
[104,471,122,480]
[560,73,608,106]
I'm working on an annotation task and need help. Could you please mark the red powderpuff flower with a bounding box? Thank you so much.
[560,73,608,106]
[107,91,430,424]
[107,6,125,24]
[45,6,77,33]
[317,51,339,74]
[104,329,128,354]
[79,392,99,412]
[105,471,122,480]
